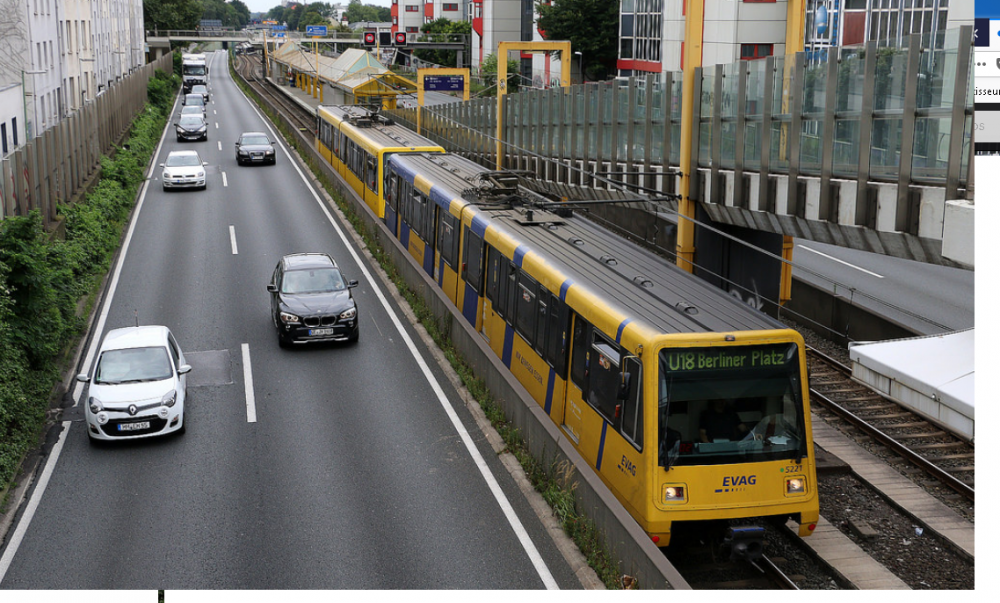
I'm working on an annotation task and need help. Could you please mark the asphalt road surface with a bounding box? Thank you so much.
[0,51,580,590]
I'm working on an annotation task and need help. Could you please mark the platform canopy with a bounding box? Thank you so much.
[271,42,416,99]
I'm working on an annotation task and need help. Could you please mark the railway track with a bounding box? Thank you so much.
[806,346,975,504]
[233,53,316,134]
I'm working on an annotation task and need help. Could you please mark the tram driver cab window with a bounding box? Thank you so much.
[657,344,806,468]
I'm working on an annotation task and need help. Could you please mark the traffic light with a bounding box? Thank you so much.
[393,32,407,46]
[363,31,376,47]
[379,31,392,47]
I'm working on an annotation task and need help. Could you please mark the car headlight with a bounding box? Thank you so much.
[197,126,207,133]
[162,390,177,408]
[280,311,300,324]
[196,171,205,178]
[238,150,249,156]
[89,397,103,414]
[340,307,357,320]
[265,150,274,155]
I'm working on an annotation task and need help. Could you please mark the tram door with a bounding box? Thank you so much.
[561,314,589,445]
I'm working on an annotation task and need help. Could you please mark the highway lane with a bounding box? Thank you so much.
[791,239,974,335]
[0,51,579,589]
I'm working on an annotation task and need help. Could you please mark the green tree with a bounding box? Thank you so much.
[536,0,619,80]
[345,0,387,24]
[480,52,520,95]
[414,18,471,68]
[287,4,305,31]
[299,10,328,31]
[144,0,203,31]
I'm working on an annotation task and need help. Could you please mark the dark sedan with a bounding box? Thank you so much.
[175,115,208,141]
[268,253,359,347]
[236,131,276,165]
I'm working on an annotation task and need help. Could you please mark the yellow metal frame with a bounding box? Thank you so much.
[495,41,572,169]
[416,68,470,134]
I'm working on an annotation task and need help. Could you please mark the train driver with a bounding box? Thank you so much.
[699,399,749,443]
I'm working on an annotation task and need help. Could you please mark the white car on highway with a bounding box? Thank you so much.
[161,150,207,190]
[76,326,191,442]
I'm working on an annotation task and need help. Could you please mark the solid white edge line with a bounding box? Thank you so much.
[242,343,257,423]
[797,245,884,278]
[256,106,558,587]
[230,225,239,255]
[2,95,176,584]
[0,421,71,583]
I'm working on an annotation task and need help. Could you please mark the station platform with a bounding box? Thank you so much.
[848,329,974,442]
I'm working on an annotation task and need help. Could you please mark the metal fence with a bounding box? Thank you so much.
[0,53,173,224]
[389,26,973,213]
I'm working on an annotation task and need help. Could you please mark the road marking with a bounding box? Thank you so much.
[215,122,219,129]
[0,421,71,583]
[229,225,238,254]
[218,141,222,151]
[242,343,257,423]
[270,132,558,589]
[2,91,180,586]
[222,171,228,187]
[797,245,884,278]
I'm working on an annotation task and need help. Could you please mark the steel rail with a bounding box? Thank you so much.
[757,555,799,590]
[806,348,975,502]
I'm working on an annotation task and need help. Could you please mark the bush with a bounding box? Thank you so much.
[0,98,172,488]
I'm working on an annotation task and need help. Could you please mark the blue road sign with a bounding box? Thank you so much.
[306,25,327,36]
[424,75,464,92]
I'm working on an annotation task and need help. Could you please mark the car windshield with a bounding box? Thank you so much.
[181,106,201,114]
[183,65,206,76]
[241,136,270,146]
[281,268,345,294]
[179,116,204,127]
[185,96,204,105]
[192,86,207,92]
[166,154,201,167]
[95,346,173,384]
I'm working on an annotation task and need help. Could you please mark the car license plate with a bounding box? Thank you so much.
[118,421,150,432]
[309,328,335,336]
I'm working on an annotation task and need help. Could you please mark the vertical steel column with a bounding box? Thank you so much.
[786,53,805,217]
[643,74,655,194]
[855,40,878,228]
[534,88,544,176]
[662,72,674,194]
[734,61,748,208]
[894,37,922,234]
[946,25,973,200]
[581,83,594,187]
[569,84,580,186]
[610,80,621,187]
[689,68,704,203]
[625,76,637,191]
[548,86,558,181]
[593,82,606,188]
[819,51,840,221]
[710,65,723,205]
[760,57,776,212]
[557,86,567,184]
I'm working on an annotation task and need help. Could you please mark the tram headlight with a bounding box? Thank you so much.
[663,484,686,503]
[785,476,806,495]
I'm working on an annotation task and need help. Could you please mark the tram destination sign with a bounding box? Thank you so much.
[424,75,465,92]
[662,345,793,372]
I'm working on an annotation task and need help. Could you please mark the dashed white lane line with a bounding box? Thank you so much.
[242,343,257,423]
[229,225,238,254]
[218,141,222,151]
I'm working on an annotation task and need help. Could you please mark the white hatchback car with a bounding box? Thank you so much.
[161,150,207,190]
[76,326,191,442]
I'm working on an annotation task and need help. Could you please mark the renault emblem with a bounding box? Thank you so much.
[129,404,138,416]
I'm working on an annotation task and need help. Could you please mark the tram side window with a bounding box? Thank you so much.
[385,173,398,212]
[588,335,622,422]
[462,227,485,293]
[570,315,592,392]
[514,273,538,348]
[438,211,459,268]
[366,155,377,193]
[620,355,643,449]
[545,295,569,379]
[485,244,501,303]
[411,191,429,239]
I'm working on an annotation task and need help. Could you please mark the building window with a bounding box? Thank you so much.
[406,4,419,11]
[1,123,7,155]
[406,26,419,32]
[741,43,773,60]
[444,2,458,9]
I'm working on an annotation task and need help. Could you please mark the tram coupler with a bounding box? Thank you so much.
[722,526,765,561]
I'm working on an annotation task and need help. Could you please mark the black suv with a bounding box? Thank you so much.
[267,253,359,347]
